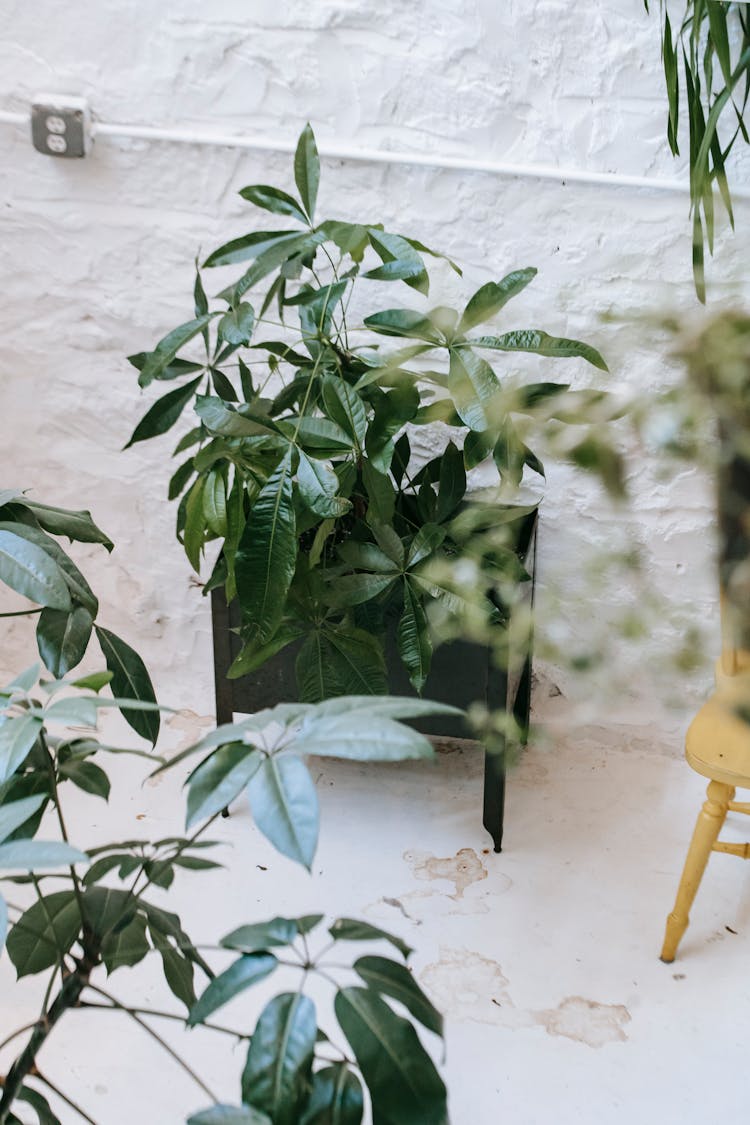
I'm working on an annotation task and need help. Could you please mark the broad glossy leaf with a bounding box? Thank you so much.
[295,627,388,703]
[294,124,320,220]
[189,952,278,1025]
[318,220,370,262]
[365,230,429,295]
[306,697,457,723]
[188,1107,272,1125]
[36,605,94,678]
[326,573,398,608]
[138,316,215,387]
[204,229,300,269]
[406,524,445,569]
[101,911,150,973]
[240,183,309,225]
[459,268,537,333]
[301,1064,363,1125]
[361,461,395,523]
[363,310,441,343]
[447,349,498,432]
[7,890,80,976]
[295,713,433,762]
[45,694,97,726]
[436,441,466,522]
[247,753,319,869]
[354,955,443,1036]
[235,450,297,644]
[0,894,6,952]
[493,418,526,488]
[220,916,302,954]
[321,376,368,450]
[203,468,228,537]
[219,303,255,347]
[58,759,111,800]
[468,330,608,371]
[95,626,160,744]
[17,1085,61,1125]
[70,669,113,692]
[0,714,43,785]
[298,452,350,518]
[328,917,412,958]
[0,795,45,842]
[334,988,447,1125]
[228,625,305,680]
[337,541,401,575]
[0,529,71,610]
[397,582,432,692]
[19,500,114,551]
[463,430,493,469]
[195,396,279,439]
[284,417,353,455]
[0,522,96,614]
[0,839,88,870]
[186,744,262,828]
[241,992,317,1124]
[125,376,203,448]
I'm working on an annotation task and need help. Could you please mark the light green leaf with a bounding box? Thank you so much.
[306,697,459,723]
[0,795,46,843]
[188,1107,272,1125]
[45,695,98,727]
[0,839,88,870]
[334,988,447,1125]
[365,230,429,295]
[459,268,537,333]
[186,744,263,828]
[363,309,441,343]
[189,952,278,1025]
[95,626,160,744]
[235,450,297,644]
[203,468,228,537]
[218,303,255,347]
[294,124,320,221]
[0,714,43,785]
[447,348,499,432]
[36,605,94,678]
[241,992,317,1125]
[0,523,97,615]
[0,529,72,610]
[70,670,113,692]
[195,395,280,439]
[125,376,203,448]
[295,713,433,762]
[247,754,319,869]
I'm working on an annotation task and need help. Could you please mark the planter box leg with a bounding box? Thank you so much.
[483,749,506,852]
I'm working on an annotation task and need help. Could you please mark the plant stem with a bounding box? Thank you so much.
[33,1071,99,1124]
[78,1000,247,1041]
[0,608,42,618]
[0,1023,37,1055]
[83,984,218,1102]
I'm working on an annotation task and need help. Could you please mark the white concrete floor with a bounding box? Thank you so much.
[2,716,750,1124]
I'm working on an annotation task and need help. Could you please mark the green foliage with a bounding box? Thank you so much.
[647,2,750,301]
[127,123,609,702]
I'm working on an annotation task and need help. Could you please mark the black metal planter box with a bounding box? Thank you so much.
[211,511,537,852]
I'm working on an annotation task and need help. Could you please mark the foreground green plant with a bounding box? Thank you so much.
[127,123,608,702]
[646,1,750,301]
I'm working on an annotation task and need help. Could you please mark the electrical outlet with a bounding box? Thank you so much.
[31,94,91,158]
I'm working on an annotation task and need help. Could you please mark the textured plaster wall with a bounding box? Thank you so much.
[1,0,749,747]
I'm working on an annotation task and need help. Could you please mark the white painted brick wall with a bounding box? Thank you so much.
[1,0,748,749]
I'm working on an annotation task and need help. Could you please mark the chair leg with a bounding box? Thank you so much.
[660,779,735,962]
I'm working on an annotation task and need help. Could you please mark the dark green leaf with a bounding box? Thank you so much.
[189,952,278,1025]
[328,918,412,959]
[361,461,395,524]
[397,583,432,692]
[211,367,239,402]
[228,625,305,680]
[138,316,215,387]
[221,916,299,953]
[235,450,297,644]
[188,1106,271,1125]
[295,627,388,703]
[406,524,445,569]
[301,1064,363,1125]
[0,523,96,615]
[169,457,196,502]
[58,759,110,800]
[101,911,150,973]
[334,988,447,1125]
[294,124,320,221]
[469,330,608,371]
[125,376,203,448]
[95,626,160,744]
[321,376,368,450]
[459,268,537,333]
[204,229,300,269]
[7,891,80,976]
[0,795,46,843]
[354,955,443,1036]
[363,310,441,343]
[326,573,397,608]
[365,230,429,295]
[240,183,309,225]
[447,349,498,432]
[17,1085,61,1125]
[247,754,319,869]
[241,992,317,1125]
[493,419,526,488]
[436,441,466,522]
[18,501,113,551]
[36,605,93,678]
[298,452,351,518]
[0,529,72,610]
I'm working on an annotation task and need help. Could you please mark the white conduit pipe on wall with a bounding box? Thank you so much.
[2,107,750,199]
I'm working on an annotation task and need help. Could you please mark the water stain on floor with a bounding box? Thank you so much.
[421,946,631,1047]
[404,847,489,898]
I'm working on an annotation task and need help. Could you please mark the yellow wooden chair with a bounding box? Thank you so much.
[660,628,750,962]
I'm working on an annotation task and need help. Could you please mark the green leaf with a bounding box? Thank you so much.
[195,396,279,439]
[397,583,432,692]
[148,928,196,1010]
[321,376,368,450]
[326,573,398,608]
[295,712,433,763]
[204,229,300,269]
[334,988,447,1125]
[169,457,193,502]
[286,417,353,455]
[248,753,319,869]
[447,349,499,432]
[307,697,458,723]
[459,268,537,332]
[354,955,443,1036]
[406,524,445,569]
[186,744,263,828]
[70,669,113,692]
[188,1107,272,1125]
[435,441,466,522]
[361,461,395,524]
[294,124,320,221]
[58,759,111,800]
[0,529,72,610]
[0,523,97,615]
[36,605,94,678]
[138,316,215,387]
[318,220,370,262]
[295,627,388,703]
[203,468,228,537]
[17,1085,61,1125]
[0,895,6,952]
[189,952,278,1025]
[45,694,98,726]
[221,916,299,953]
[101,911,150,973]
[337,541,401,575]
[301,1064,363,1125]
[125,376,203,448]
[363,309,441,343]
[7,891,80,976]
[469,330,608,371]
[0,714,43,785]
[0,839,87,870]
[219,303,255,346]
[328,917,412,959]
[241,992,317,1125]
[0,795,46,842]
[228,625,305,680]
[365,230,429,295]
[297,452,351,518]
[18,500,114,551]
[95,627,160,744]
[493,418,526,488]
[235,450,297,644]
[240,183,309,225]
